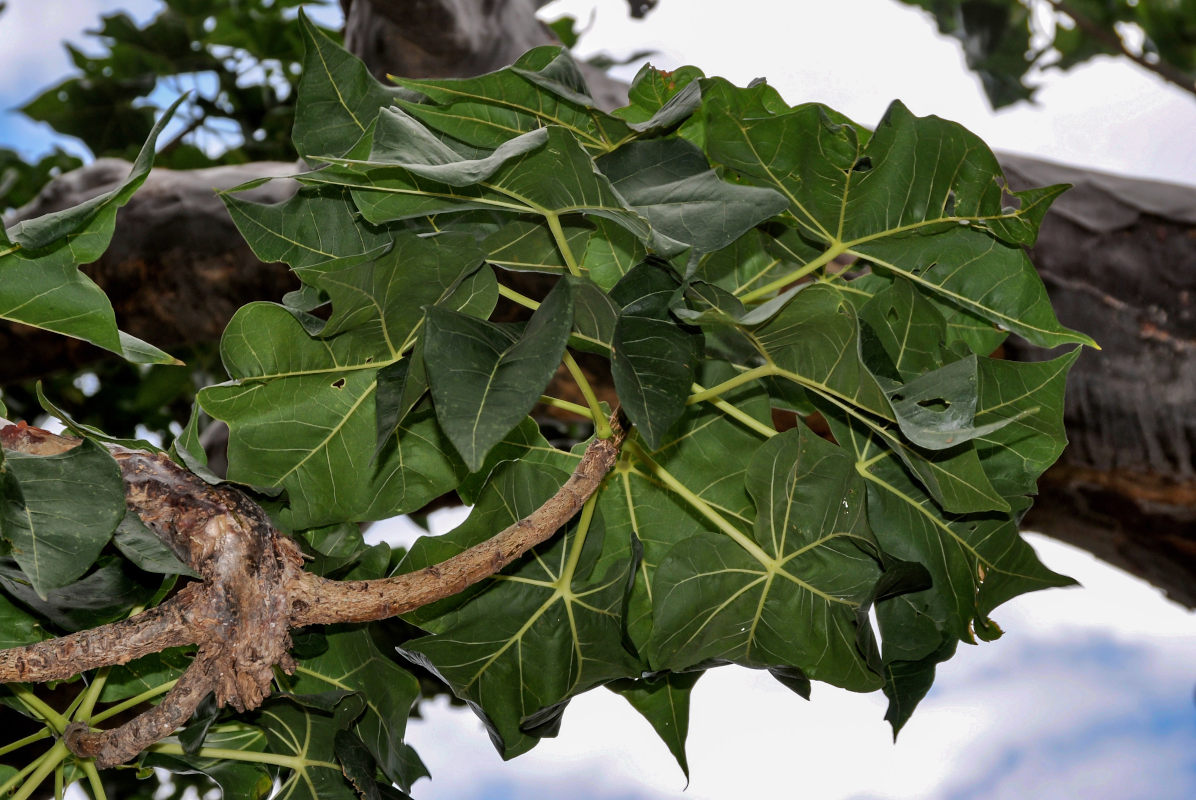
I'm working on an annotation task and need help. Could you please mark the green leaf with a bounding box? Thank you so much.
[752,284,1008,514]
[100,647,192,703]
[608,671,700,779]
[373,355,426,459]
[222,186,395,270]
[303,127,650,243]
[293,9,399,159]
[399,460,639,758]
[424,278,574,471]
[569,275,619,352]
[692,228,801,298]
[881,636,958,737]
[0,97,183,365]
[8,93,184,260]
[834,417,1076,645]
[482,218,588,276]
[885,355,1019,451]
[113,512,198,577]
[647,427,883,691]
[0,439,125,597]
[367,106,549,184]
[0,245,178,367]
[394,47,633,154]
[973,351,1081,497]
[452,415,583,507]
[256,700,359,800]
[0,587,49,649]
[200,232,495,527]
[858,227,1092,349]
[295,523,368,577]
[615,64,705,132]
[751,283,891,416]
[480,216,646,289]
[857,277,952,380]
[610,260,702,449]
[596,360,775,649]
[596,138,787,254]
[0,555,156,632]
[702,94,1087,347]
[285,628,424,791]
[144,723,274,800]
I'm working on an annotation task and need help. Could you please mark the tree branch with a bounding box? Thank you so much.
[288,415,626,626]
[1046,0,1196,100]
[0,413,626,766]
[64,647,218,769]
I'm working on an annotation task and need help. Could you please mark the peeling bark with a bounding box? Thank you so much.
[0,414,625,766]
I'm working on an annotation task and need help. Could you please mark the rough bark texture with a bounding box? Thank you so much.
[0,419,306,765]
[1000,154,1196,606]
[0,415,625,765]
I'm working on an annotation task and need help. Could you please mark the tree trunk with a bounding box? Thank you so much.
[1000,154,1196,606]
[4,0,1192,605]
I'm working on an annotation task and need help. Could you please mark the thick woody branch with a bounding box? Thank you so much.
[0,591,194,684]
[288,416,626,626]
[0,414,626,766]
[64,647,219,769]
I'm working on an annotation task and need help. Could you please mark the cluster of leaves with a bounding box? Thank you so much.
[899,0,1196,107]
[1,10,1093,798]
[3,0,338,212]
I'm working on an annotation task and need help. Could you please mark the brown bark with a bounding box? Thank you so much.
[0,414,624,766]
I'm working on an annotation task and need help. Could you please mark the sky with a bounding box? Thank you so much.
[3,1,1195,798]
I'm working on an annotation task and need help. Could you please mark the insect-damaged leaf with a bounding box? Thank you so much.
[199,233,495,528]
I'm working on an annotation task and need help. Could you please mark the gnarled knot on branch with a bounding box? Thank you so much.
[0,415,624,768]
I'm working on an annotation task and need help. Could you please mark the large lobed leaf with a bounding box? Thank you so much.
[0,33,1089,781]
[198,232,495,528]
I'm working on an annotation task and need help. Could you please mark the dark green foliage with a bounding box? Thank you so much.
[0,18,1091,799]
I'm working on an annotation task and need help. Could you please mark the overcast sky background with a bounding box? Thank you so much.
[2,1,1195,798]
